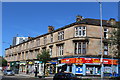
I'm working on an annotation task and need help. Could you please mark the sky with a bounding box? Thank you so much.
[2,2,119,57]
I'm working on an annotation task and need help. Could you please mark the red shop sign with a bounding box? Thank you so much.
[76,58,100,64]
[61,58,76,64]
[61,58,118,65]
[76,58,84,63]
[103,59,118,65]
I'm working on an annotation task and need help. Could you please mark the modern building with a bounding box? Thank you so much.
[12,37,29,46]
[5,16,120,77]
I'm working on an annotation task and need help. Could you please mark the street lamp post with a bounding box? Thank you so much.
[96,1,103,79]
[99,2,104,80]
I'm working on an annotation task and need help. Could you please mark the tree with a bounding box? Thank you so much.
[0,56,7,67]
[37,49,51,76]
[108,23,120,58]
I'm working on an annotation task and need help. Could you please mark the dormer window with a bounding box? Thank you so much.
[75,26,86,37]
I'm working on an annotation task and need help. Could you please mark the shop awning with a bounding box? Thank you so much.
[56,63,66,67]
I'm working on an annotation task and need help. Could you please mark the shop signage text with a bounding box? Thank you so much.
[61,58,118,65]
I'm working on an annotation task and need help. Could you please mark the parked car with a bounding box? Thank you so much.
[3,70,15,76]
[53,72,82,80]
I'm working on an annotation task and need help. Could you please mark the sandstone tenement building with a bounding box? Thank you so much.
[5,16,120,76]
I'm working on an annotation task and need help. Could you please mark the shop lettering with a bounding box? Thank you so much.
[61,58,118,65]
[92,59,100,63]
[61,58,76,63]
[76,58,84,63]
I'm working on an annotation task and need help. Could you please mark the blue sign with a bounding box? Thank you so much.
[76,66,83,74]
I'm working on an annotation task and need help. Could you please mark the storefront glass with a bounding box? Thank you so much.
[86,65,101,75]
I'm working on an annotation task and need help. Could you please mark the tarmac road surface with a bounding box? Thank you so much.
[2,76,53,80]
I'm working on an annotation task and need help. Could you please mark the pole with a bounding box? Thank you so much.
[112,51,114,77]
[35,67,37,77]
[99,2,103,80]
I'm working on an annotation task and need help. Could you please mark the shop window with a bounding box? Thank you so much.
[86,65,101,75]
[75,26,86,37]
[95,66,101,75]
[86,67,94,75]
[104,66,111,73]
[74,42,87,54]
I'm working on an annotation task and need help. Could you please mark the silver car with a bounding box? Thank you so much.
[3,70,15,76]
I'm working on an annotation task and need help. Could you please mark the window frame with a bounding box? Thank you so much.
[74,41,87,54]
[75,26,86,37]
[104,43,108,55]
[104,28,108,39]
[51,34,53,42]
[57,45,64,56]
[49,47,52,57]
[58,31,64,41]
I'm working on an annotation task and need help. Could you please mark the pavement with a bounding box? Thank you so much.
[0,70,3,80]
[15,73,35,78]
[1,72,115,80]
[15,73,54,78]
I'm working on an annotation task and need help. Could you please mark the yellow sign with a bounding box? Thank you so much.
[28,61,33,64]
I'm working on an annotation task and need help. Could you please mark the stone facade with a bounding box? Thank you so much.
[4,17,119,75]
[5,24,112,62]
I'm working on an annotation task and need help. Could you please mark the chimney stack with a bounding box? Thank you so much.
[76,15,83,22]
[109,18,116,26]
[48,26,54,33]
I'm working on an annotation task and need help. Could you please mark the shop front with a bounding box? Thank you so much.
[26,60,34,74]
[47,60,57,74]
[103,58,118,77]
[10,61,19,74]
[19,61,26,74]
[60,57,119,77]
[75,64,83,74]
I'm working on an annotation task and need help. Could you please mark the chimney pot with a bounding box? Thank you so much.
[48,26,54,33]
[76,15,83,22]
[109,18,116,25]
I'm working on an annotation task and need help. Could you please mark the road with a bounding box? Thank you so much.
[1,76,115,80]
[1,76,53,80]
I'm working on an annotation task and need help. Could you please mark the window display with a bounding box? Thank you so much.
[86,67,93,75]
[86,65,101,75]
[104,66,111,73]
